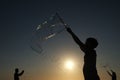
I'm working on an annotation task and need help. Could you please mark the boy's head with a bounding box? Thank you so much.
[15,68,19,73]
[85,37,98,49]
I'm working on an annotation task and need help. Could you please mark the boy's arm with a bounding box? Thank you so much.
[107,71,112,76]
[18,70,24,76]
[66,27,85,49]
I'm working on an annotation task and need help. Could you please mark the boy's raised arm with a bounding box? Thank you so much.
[18,70,24,76]
[66,27,84,49]
[107,71,112,77]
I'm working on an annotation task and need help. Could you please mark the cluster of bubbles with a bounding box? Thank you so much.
[31,13,65,53]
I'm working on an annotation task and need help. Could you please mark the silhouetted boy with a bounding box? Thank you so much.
[14,68,24,80]
[107,70,116,80]
[66,27,100,80]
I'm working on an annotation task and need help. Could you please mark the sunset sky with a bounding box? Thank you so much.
[0,0,120,80]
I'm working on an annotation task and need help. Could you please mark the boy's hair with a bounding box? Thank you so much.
[15,68,19,72]
[85,37,98,49]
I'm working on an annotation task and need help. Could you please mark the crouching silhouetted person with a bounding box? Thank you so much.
[14,68,24,80]
[107,70,116,80]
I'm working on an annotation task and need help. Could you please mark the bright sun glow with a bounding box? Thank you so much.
[65,60,74,70]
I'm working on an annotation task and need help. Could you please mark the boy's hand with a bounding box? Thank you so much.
[66,27,72,33]
[22,70,24,72]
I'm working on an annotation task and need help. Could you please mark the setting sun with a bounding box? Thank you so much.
[65,60,74,70]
